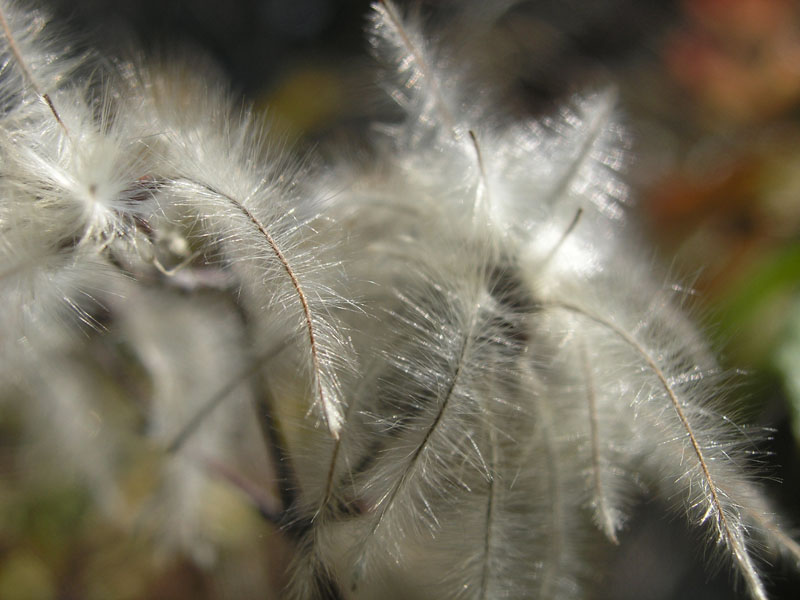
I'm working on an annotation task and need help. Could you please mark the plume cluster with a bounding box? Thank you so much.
[0,0,798,598]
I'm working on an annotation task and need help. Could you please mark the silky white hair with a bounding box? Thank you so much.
[0,1,798,599]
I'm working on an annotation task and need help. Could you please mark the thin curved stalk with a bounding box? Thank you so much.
[0,5,68,133]
[181,178,343,439]
[374,0,456,133]
[551,301,767,600]
[579,339,619,544]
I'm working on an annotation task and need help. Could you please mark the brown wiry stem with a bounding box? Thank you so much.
[352,304,481,591]
[377,0,456,133]
[241,207,334,433]
[552,301,767,600]
[370,324,472,533]
[186,179,341,439]
[0,5,68,133]
[242,212,341,438]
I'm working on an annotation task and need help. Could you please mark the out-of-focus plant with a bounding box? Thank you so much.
[644,0,800,442]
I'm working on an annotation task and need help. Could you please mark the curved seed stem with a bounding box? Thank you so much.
[552,301,767,600]
[376,0,456,133]
[0,6,68,133]
[183,179,342,439]
[579,339,619,544]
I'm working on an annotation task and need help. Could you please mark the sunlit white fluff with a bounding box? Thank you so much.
[127,61,357,440]
[2,0,799,598]
[1,91,153,244]
[281,2,797,599]
[0,0,86,121]
[0,0,156,346]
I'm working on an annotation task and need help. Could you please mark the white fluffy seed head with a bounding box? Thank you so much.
[1,2,797,599]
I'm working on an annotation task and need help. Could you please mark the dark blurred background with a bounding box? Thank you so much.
[3,0,800,598]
